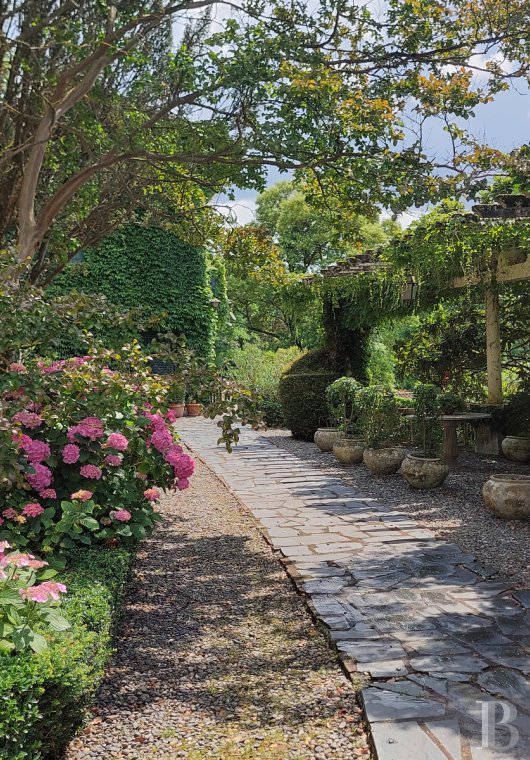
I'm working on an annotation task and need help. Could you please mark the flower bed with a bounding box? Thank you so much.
[0,547,133,759]
[0,344,196,757]
[0,347,194,554]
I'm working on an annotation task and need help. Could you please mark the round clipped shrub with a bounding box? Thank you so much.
[279,371,338,440]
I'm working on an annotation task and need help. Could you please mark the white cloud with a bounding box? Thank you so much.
[216,198,257,226]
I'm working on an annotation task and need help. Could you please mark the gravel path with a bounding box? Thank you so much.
[66,459,371,760]
[261,430,530,586]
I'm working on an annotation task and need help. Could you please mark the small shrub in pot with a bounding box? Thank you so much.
[400,383,449,489]
[357,386,406,475]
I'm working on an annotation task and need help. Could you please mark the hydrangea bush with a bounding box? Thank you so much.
[0,541,69,654]
[0,343,195,554]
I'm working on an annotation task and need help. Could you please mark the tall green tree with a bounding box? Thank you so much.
[2,0,530,285]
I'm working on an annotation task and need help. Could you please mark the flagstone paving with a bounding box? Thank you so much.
[178,418,530,760]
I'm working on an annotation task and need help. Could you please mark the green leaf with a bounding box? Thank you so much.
[42,609,71,632]
[80,516,99,531]
[0,589,23,606]
[0,638,14,654]
[28,631,48,654]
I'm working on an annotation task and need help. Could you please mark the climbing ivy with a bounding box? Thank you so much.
[52,225,216,359]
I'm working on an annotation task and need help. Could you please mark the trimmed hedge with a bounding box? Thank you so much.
[0,548,133,760]
[279,371,338,440]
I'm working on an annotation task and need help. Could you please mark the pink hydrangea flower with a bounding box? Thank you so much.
[105,454,122,466]
[173,453,195,480]
[2,508,18,519]
[105,432,128,451]
[150,428,173,453]
[12,411,43,429]
[20,437,50,464]
[71,489,93,502]
[110,509,131,522]
[143,488,160,501]
[39,488,57,499]
[26,463,53,491]
[62,443,80,464]
[79,464,102,480]
[177,477,190,491]
[0,541,11,552]
[20,581,66,602]
[22,503,44,518]
[146,412,166,431]
[0,517,4,526]
[166,409,177,423]
[9,362,26,373]
[164,444,184,466]
[42,360,66,374]
[67,416,104,442]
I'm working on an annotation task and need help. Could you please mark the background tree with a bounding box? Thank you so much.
[2,0,530,286]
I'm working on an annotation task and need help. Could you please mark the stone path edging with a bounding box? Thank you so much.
[178,419,530,760]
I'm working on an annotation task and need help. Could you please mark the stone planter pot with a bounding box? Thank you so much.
[170,403,185,418]
[501,436,530,463]
[400,453,449,490]
[314,428,342,452]
[483,474,530,519]
[363,447,407,476]
[333,438,366,464]
[186,403,203,417]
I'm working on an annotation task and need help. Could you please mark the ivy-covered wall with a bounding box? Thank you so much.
[54,225,216,359]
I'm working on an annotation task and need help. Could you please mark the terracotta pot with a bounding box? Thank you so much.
[314,427,342,452]
[400,454,449,489]
[501,436,530,463]
[483,474,530,519]
[363,447,407,475]
[186,403,203,417]
[170,403,185,418]
[333,438,366,464]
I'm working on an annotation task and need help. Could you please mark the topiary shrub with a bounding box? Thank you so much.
[279,371,338,440]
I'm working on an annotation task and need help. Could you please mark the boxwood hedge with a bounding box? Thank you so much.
[279,371,339,441]
[0,548,132,760]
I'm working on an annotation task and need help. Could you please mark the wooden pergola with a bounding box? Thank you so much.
[311,195,530,406]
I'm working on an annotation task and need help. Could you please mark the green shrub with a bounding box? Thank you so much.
[357,386,403,448]
[285,348,336,375]
[503,382,530,435]
[325,376,363,433]
[227,344,304,399]
[279,372,338,440]
[260,398,286,428]
[0,547,132,760]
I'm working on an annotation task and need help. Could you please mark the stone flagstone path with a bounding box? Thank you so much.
[178,418,530,760]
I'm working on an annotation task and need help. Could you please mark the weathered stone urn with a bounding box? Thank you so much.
[363,447,407,475]
[333,437,366,464]
[400,454,449,489]
[314,427,342,452]
[501,436,530,463]
[483,474,530,519]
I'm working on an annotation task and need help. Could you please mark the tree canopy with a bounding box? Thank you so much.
[2,0,530,286]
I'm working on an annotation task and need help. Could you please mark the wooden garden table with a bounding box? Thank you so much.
[441,413,492,462]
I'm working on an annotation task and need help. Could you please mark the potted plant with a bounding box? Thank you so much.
[325,377,365,463]
[357,386,407,475]
[400,383,449,489]
[438,390,466,415]
[167,377,186,418]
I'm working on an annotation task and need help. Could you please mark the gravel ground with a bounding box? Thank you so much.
[262,430,530,586]
[66,459,371,760]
